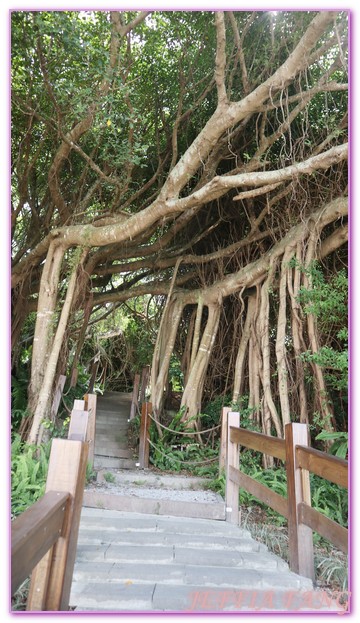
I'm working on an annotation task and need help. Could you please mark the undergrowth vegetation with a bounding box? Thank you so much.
[11,435,50,518]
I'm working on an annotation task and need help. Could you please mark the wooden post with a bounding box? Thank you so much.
[73,399,85,410]
[11,491,69,595]
[225,411,240,525]
[50,375,66,422]
[88,357,99,393]
[84,393,97,469]
[27,407,89,611]
[26,439,88,611]
[285,422,315,582]
[139,402,152,469]
[219,406,231,473]
[139,366,150,403]
[130,373,140,420]
[68,410,88,442]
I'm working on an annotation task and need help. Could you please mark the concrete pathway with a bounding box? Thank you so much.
[70,508,341,613]
[93,391,136,470]
[87,391,225,520]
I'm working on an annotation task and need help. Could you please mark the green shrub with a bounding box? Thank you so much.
[11,435,50,518]
[315,430,348,459]
[103,471,116,483]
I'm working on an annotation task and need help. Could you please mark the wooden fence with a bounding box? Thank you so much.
[130,367,150,421]
[11,394,97,611]
[221,409,348,581]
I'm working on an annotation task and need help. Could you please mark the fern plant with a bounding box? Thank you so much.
[11,435,50,518]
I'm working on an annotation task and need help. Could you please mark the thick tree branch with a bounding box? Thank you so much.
[167,143,348,211]
[214,12,228,105]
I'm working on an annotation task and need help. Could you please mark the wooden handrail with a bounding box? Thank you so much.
[224,413,348,582]
[139,402,152,468]
[298,502,348,553]
[295,445,348,489]
[229,465,288,519]
[11,491,70,595]
[84,393,97,469]
[230,426,286,461]
[11,398,95,611]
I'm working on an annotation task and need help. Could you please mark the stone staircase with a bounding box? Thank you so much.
[70,508,340,613]
[94,391,136,470]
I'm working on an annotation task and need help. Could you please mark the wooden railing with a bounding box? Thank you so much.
[130,367,150,421]
[11,394,97,611]
[222,410,348,581]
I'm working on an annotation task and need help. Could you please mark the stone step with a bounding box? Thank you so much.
[70,582,339,612]
[93,457,136,470]
[83,491,226,520]
[96,419,129,436]
[72,561,310,591]
[77,529,266,552]
[70,508,343,613]
[95,434,128,445]
[98,470,213,490]
[94,446,133,458]
[79,508,243,535]
[75,542,286,571]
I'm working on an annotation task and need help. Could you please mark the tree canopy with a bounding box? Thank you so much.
[11,10,348,445]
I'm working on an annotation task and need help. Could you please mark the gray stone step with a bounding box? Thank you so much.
[83,491,226,520]
[69,508,343,613]
[72,561,307,590]
[93,457,136,470]
[95,433,128,444]
[94,446,133,458]
[95,424,129,432]
[75,542,286,571]
[79,507,245,535]
[99,469,214,490]
[77,528,266,552]
[70,580,340,612]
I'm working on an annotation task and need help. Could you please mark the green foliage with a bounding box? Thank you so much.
[201,394,232,428]
[315,430,348,459]
[11,363,30,435]
[169,354,184,391]
[316,553,348,591]
[86,463,97,483]
[311,473,348,528]
[295,263,348,394]
[148,409,218,474]
[41,416,70,439]
[103,471,116,483]
[238,462,347,530]
[11,435,50,518]
[59,365,91,418]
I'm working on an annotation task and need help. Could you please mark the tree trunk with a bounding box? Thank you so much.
[180,300,221,422]
[304,233,335,431]
[27,250,87,445]
[28,243,64,416]
[151,298,184,417]
[232,293,256,403]
[288,243,309,424]
[275,247,294,427]
[258,268,283,438]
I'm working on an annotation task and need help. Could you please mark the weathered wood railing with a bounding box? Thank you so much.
[11,395,97,611]
[130,367,150,421]
[138,401,152,468]
[222,409,348,581]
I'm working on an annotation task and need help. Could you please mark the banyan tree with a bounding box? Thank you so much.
[11,10,348,445]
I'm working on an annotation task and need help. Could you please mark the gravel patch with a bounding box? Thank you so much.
[85,482,222,503]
